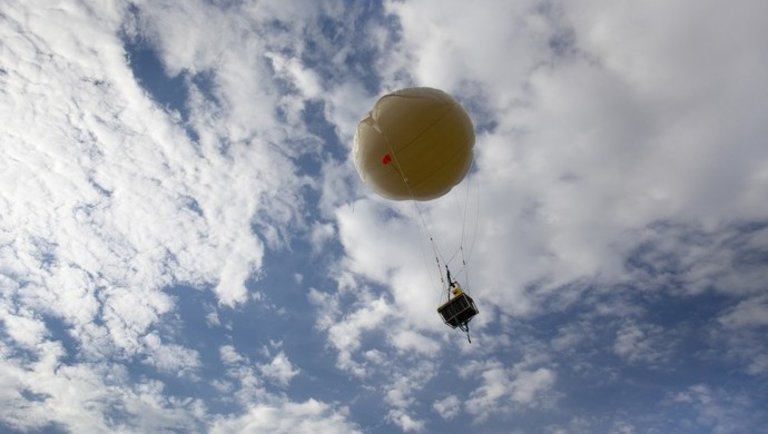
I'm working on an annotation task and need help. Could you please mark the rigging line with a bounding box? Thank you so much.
[444,158,476,285]
[411,199,447,285]
[445,245,462,267]
[430,158,477,273]
[375,124,447,287]
[415,213,443,301]
[402,187,446,293]
[439,169,469,270]
[456,156,479,295]
[459,158,473,256]
[463,157,481,267]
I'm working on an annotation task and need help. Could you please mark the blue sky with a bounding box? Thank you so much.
[1,1,768,433]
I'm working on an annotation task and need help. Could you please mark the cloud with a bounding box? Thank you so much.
[383,361,437,432]
[220,345,246,365]
[142,332,201,376]
[711,294,768,376]
[0,307,47,349]
[259,351,300,388]
[718,295,768,329]
[382,0,553,99]
[321,292,393,377]
[671,384,765,434]
[625,222,768,297]
[0,1,359,431]
[334,199,461,330]
[387,409,425,433]
[210,398,361,434]
[0,340,205,433]
[389,329,440,356]
[612,321,673,366]
[465,360,557,421]
[433,394,461,420]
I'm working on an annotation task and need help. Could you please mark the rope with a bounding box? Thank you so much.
[457,157,480,296]
[374,124,447,292]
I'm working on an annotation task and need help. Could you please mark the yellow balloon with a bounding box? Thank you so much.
[353,87,475,201]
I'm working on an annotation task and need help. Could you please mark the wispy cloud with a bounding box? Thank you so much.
[2,0,768,432]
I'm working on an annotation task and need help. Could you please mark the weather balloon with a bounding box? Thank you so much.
[352,87,475,201]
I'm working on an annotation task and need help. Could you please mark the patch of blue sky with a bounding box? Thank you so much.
[302,100,346,164]
[189,71,219,109]
[300,1,385,94]
[122,37,202,144]
[123,39,189,120]
[0,422,68,434]
[154,285,246,415]
[38,316,79,366]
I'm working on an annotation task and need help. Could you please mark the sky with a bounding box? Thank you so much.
[1,0,768,433]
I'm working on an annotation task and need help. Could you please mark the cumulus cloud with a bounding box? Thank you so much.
[0,0,361,430]
[718,295,768,329]
[465,360,557,421]
[433,394,461,420]
[671,384,765,434]
[142,332,201,376]
[310,284,394,377]
[210,399,361,434]
[259,351,300,388]
[612,321,673,366]
[710,294,768,376]
[0,341,205,433]
[383,361,437,432]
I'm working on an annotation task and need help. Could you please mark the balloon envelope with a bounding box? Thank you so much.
[353,87,475,201]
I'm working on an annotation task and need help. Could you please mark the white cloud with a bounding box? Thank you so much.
[382,0,550,100]
[309,222,336,254]
[266,52,323,99]
[142,332,201,376]
[0,0,300,352]
[465,361,557,421]
[626,223,768,297]
[387,409,425,433]
[712,294,768,376]
[210,399,361,434]
[335,199,459,330]
[383,363,436,431]
[612,321,673,366]
[389,330,440,355]
[220,345,246,366]
[510,367,557,404]
[432,394,461,420]
[0,2,353,431]
[718,295,768,329]
[0,340,204,433]
[0,307,47,348]
[313,287,394,377]
[671,384,761,434]
[259,351,300,388]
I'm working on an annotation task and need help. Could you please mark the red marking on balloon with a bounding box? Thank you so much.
[382,153,392,165]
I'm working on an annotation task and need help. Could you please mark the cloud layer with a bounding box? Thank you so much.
[1,0,767,432]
